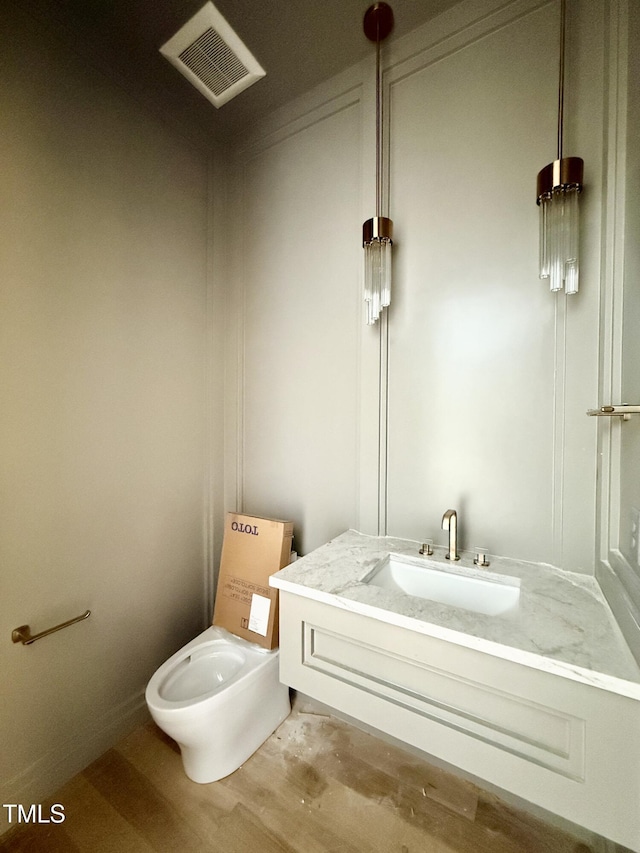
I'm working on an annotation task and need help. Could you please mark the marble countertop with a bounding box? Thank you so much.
[270,529,640,700]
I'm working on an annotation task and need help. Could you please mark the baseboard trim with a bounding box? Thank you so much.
[0,690,149,836]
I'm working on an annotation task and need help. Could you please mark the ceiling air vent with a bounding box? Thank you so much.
[160,2,265,108]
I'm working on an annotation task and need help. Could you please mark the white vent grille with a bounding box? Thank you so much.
[160,2,265,108]
[179,27,249,96]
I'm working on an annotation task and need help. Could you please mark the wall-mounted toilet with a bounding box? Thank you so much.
[145,625,290,783]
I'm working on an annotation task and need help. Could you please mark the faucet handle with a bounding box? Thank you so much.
[473,547,490,568]
[419,539,434,556]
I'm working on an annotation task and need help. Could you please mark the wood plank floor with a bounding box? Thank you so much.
[0,698,623,852]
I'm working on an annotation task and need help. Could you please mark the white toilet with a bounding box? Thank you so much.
[145,625,290,783]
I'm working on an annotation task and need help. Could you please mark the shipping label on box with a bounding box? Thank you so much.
[213,513,293,650]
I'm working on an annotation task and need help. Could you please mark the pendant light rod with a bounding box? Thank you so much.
[364,2,393,216]
[557,0,566,162]
[376,29,381,216]
[536,0,583,202]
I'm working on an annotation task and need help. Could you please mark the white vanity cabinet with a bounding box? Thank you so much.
[277,590,640,850]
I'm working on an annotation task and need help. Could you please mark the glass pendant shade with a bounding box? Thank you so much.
[537,157,583,295]
[363,216,393,325]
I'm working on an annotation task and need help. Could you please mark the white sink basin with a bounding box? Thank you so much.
[363,553,520,616]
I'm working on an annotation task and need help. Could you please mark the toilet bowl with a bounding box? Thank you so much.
[145,626,290,783]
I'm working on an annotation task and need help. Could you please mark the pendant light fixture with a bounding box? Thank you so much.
[537,0,583,295]
[363,2,394,325]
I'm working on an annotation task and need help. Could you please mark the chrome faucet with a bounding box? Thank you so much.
[441,509,459,561]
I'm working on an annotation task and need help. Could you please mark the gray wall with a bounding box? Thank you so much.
[0,4,217,819]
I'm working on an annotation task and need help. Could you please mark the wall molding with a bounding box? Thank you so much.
[382,0,576,557]
[386,0,552,88]
[205,149,228,619]
[594,0,640,662]
[360,0,556,540]
[238,84,365,163]
[225,57,382,541]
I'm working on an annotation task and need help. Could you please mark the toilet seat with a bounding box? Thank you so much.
[160,644,246,702]
[146,626,275,712]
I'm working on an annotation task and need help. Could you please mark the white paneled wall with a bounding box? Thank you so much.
[617,0,640,606]
[596,0,640,663]
[385,0,602,568]
[228,83,374,556]
[227,0,607,572]
[386,2,559,562]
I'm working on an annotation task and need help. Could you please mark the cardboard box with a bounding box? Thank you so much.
[213,512,293,650]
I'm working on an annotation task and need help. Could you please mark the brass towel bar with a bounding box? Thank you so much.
[587,405,640,421]
[11,610,91,646]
